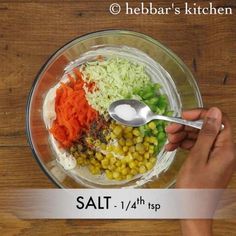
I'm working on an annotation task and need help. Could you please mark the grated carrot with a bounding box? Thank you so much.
[50,69,98,148]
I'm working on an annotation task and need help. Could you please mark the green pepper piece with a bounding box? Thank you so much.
[142,91,154,100]
[148,97,159,105]
[157,131,166,141]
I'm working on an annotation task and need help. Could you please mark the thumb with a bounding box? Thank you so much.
[192,107,222,162]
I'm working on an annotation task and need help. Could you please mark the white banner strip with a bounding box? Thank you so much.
[2,189,236,219]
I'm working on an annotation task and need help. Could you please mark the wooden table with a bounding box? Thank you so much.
[0,0,235,235]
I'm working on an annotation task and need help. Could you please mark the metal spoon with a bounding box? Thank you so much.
[109,99,223,130]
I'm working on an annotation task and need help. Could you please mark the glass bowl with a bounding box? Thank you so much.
[26,30,203,188]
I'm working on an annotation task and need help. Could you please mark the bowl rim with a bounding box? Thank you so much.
[26,29,203,189]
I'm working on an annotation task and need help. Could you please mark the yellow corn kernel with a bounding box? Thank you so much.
[101,159,109,168]
[137,155,143,162]
[116,166,122,172]
[137,162,143,167]
[94,139,101,147]
[117,148,124,155]
[118,138,126,146]
[100,143,106,151]
[95,152,103,161]
[133,128,140,136]
[129,161,136,169]
[113,125,122,136]
[121,155,131,163]
[129,146,135,153]
[108,165,115,171]
[95,161,101,168]
[124,126,133,134]
[95,166,101,175]
[113,171,120,179]
[110,132,116,139]
[132,152,139,159]
[144,136,150,143]
[126,139,133,146]
[139,165,146,174]
[123,146,129,153]
[143,142,149,147]
[144,153,150,159]
[135,143,144,151]
[152,129,158,135]
[149,136,158,145]
[106,145,113,152]
[145,162,154,170]
[121,163,126,169]
[136,144,145,155]
[136,136,143,143]
[106,152,113,159]
[115,160,122,167]
[124,132,133,139]
[148,121,156,130]
[121,168,128,175]
[131,169,138,175]
[126,174,133,180]
[113,146,120,153]
[106,170,113,179]
[105,134,111,142]
[150,157,156,164]
[110,157,117,165]
[90,158,97,165]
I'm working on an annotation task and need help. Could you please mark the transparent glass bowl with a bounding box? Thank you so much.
[26,30,203,188]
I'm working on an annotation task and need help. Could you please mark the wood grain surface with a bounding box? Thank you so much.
[0,0,236,235]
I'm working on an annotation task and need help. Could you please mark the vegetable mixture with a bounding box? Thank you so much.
[48,56,170,181]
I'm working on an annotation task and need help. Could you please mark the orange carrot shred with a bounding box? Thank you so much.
[50,70,98,148]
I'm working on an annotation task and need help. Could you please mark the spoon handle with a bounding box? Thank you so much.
[152,115,224,130]
[152,115,203,130]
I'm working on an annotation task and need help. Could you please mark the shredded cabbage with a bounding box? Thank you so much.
[82,57,151,115]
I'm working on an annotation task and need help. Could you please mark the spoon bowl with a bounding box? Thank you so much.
[109,99,210,130]
[109,99,153,127]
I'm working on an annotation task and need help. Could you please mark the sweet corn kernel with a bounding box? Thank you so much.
[126,174,133,180]
[121,168,128,175]
[125,132,133,139]
[123,146,129,153]
[131,169,138,175]
[118,138,126,146]
[146,162,154,170]
[106,170,113,179]
[124,126,133,134]
[139,165,146,174]
[148,121,156,130]
[129,161,136,169]
[129,146,135,153]
[110,157,117,165]
[136,136,143,143]
[126,139,133,146]
[113,171,120,179]
[101,159,109,167]
[113,126,122,136]
[133,128,140,136]
[95,152,103,161]
[144,153,150,159]
[150,157,156,164]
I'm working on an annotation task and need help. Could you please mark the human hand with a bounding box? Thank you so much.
[165,107,236,189]
[165,107,236,236]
